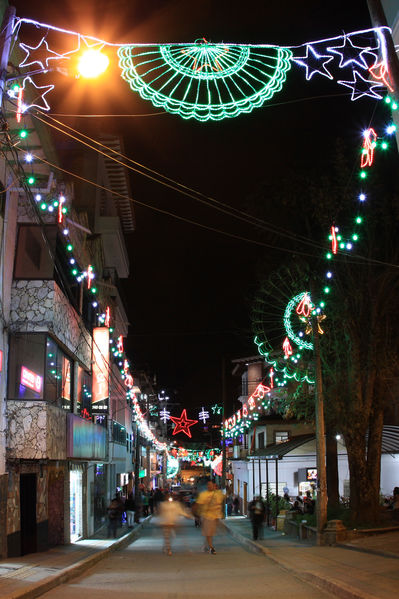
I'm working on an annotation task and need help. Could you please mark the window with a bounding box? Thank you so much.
[45,337,73,410]
[258,431,265,449]
[8,333,46,400]
[14,225,57,279]
[275,431,290,444]
[242,371,248,396]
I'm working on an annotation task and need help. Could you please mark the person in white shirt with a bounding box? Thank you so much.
[158,493,192,555]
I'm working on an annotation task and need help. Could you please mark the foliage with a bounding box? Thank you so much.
[250,125,399,525]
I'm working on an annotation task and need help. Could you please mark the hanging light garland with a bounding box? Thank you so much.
[9,19,393,121]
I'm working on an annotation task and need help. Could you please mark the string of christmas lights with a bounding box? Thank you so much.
[10,18,395,121]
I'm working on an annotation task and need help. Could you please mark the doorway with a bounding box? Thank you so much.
[20,473,37,555]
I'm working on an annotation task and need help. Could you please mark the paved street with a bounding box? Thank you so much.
[39,520,333,599]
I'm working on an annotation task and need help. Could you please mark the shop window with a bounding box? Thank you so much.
[14,225,57,279]
[275,431,290,444]
[8,333,46,400]
[241,371,248,396]
[44,337,73,410]
[76,365,92,419]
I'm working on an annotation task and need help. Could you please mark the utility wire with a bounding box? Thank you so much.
[16,146,321,257]
[32,111,329,252]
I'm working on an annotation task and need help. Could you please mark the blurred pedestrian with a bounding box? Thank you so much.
[248,496,266,540]
[226,494,233,516]
[233,495,240,515]
[303,490,315,515]
[194,481,224,554]
[153,488,164,513]
[107,496,123,538]
[142,491,149,517]
[125,493,135,528]
[158,492,192,555]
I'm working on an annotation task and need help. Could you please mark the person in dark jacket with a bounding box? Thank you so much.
[125,493,135,528]
[248,496,266,540]
[107,497,123,538]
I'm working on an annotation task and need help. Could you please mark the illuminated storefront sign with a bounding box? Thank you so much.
[20,365,43,393]
[62,356,71,409]
[92,327,109,413]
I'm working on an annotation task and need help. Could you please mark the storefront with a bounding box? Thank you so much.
[69,467,83,542]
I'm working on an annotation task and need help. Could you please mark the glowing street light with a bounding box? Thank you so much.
[77,50,109,78]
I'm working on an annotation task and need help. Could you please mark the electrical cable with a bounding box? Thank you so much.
[16,145,322,258]
[32,111,330,251]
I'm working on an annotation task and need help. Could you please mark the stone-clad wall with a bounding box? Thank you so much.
[10,279,91,369]
[6,402,67,460]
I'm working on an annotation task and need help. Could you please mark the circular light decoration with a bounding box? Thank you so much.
[284,292,314,351]
[252,269,316,384]
[166,455,179,479]
[118,40,292,121]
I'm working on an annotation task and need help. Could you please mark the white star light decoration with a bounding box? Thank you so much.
[198,407,210,424]
[293,45,334,80]
[19,37,65,71]
[160,408,171,423]
[292,27,391,100]
[8,76,54,113]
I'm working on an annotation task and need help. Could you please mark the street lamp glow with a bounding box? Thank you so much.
[78,50,109,78]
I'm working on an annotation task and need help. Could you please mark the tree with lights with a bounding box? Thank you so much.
[251,132,399,525]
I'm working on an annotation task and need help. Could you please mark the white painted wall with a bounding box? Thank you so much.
[230,446,397,507]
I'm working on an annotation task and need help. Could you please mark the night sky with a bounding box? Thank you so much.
[12,0,377,429]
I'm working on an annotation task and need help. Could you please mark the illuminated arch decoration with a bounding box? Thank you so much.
[117,42,292,121]
[10,19,394,121]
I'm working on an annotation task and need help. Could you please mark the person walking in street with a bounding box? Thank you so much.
[233,494,240,515]
[248,496,266,540]
[107,496,123,538]
[142,491,149,517]
[125,493,135,528]
[194,480,224,554]
[158,492,193,555]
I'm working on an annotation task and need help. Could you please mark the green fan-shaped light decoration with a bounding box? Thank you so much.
[118,40,292,121]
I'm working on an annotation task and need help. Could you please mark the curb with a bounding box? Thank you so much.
[2,517,151,599]
[220,521,382,599]
[336,542,399,560]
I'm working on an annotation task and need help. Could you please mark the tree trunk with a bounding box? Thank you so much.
[326,430,339,511]
[345,429,380,525]
[366,404,384,520]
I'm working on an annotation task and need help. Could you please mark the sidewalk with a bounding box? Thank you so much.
[0,518,149,599]
[221,516,399,599]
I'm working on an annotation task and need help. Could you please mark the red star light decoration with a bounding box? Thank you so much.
[170,409,198,438]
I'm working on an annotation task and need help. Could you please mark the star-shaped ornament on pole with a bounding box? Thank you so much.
[170,409,198,438]
[293,45,333,80]
[337,70,384,101]
[20,37,66,72]
[327,35,372,70]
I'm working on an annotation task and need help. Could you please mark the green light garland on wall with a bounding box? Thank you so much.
[118,41,292,121]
